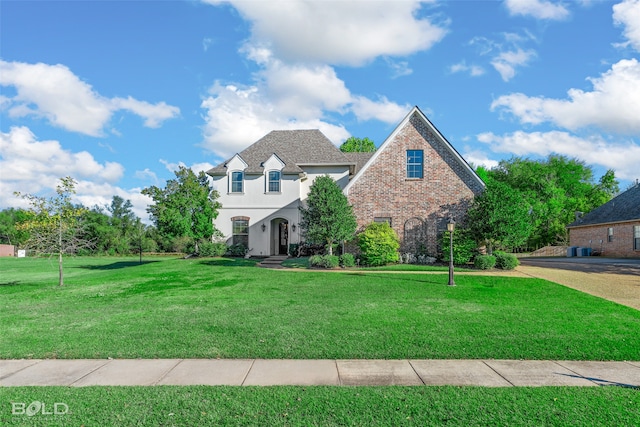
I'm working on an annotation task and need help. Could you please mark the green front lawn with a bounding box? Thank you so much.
[1,386,639,426]
[1,256,639,360]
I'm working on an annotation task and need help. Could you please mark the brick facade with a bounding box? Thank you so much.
[346,111,484,256]
[569,221,640,258]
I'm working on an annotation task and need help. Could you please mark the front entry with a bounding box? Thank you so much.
[271,218,289,255]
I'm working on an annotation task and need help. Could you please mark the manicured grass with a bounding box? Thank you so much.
[1,386,638,426]
[1,256,639,360]
[281,256,470,271]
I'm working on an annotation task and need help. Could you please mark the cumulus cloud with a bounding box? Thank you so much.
[350,96,411,123]
[491,48,536,81]
[477,130,640,180]
[0,126,151,220]
[0,60,179,136]
[491,58,640,133]
[613,0,640,51]
[504,0,570,20]
[159,159,215,175]
[204,0,447,66]
[462,148,500,170]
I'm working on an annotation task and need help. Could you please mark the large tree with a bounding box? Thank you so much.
[142,166,221,253]
[339,136,376,153]
[299,175,357,255]
[0,208,31,247]
[15,177,93,286]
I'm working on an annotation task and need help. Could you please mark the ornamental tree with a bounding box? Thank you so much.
[299,175,357,255]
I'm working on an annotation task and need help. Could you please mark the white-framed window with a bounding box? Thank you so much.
[608,227,613,242]
[634,226,640,251]
[232,217,249,247]
[407,150,424,179]
[267,170,281,193]
[230,171,244,193]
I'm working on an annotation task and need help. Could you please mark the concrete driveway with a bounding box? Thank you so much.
[518,257,640,310]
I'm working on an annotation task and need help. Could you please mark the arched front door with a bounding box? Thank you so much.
[271,218,289,255]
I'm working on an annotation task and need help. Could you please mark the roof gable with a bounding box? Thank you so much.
[344,106,485,193]
[207,129,352,176]
[568,184,640,227]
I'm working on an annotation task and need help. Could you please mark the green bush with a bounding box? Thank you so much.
[288,243,300,257]
[198,242,227,257]
[226,244,248,257]
[340,253,355,267]
[474,254,496,270]
[495,251,520,270]
[440,228,476,265]
[358,222,400,266]
[309,254,340,269]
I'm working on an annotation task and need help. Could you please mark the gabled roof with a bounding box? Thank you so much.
[568,184,640,228]
[344,106,485,193]
[207,129,353,176]
[343,152,375,176]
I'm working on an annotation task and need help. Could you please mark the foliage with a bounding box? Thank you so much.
[494,251,519,270]
[309,254,340,269]
[0,208,31,247]
[226,243,248,257]
[197,241,227,257]
[299,175,357,255]
[339,136,376,152]
[467,177,533,253]
[14,176,93,286]
[340,253,356,267]
[440,227,476,265]
[142,166,221,253]
[474,254,496,270]
[489,155,619,248]
[358,222,400,266]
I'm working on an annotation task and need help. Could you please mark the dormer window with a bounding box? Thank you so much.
[268,170,281,193]
[231,171,244,193]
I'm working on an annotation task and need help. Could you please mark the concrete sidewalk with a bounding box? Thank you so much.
[2,359,639,388]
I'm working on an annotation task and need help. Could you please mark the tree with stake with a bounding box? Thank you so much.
[299,175,357,255]
[15,176,93,286]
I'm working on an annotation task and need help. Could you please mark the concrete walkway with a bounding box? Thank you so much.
[2,359,639,387]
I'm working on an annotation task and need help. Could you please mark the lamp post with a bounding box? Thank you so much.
[447,218,455,286]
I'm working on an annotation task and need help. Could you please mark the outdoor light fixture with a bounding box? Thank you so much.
[261,223,266,232]
[291,224,296,232]
[447,218,456,286]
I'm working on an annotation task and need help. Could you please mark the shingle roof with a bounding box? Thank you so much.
[568,184,640,227]
[343,152,375,176]
[207,130,353,176]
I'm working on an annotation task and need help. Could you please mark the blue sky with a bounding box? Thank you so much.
[2,0,639,220]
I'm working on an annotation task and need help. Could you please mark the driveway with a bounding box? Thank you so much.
[518,257,640,310]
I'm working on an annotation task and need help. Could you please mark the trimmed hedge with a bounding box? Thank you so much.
[358,222,400,266]
[495,251,519,270]
[474,254,496,270]
[309,254,340,269]
[340,253,356,267]
[198,242,227,257]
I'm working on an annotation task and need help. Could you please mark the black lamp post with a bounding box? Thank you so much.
[447,218,455,286]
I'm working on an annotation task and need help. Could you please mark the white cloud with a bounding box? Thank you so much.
[159,159,215,175]
[462,148,500,170]
[0,126,151,220]
[134,168,160,185]
[449,61,485,77]
[491,58,640,133]
[0,60,180,136]
[504,0,570,20]
[613,0,640,51]
[477,130,640,180]
[385,59,414,78]
[350,96,411,123]
[491,48,536,81]
[205,0,448,66]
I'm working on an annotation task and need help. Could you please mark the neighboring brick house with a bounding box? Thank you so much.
[344,106,485,255]
[567,183,640,258]
[208,106,484,256]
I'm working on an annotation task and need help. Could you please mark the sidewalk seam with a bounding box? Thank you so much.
[240,359,256,386]
[153,359,184,386]
[482,360,515,387]
[554,361,601,386]
[0,360,42,381]
[407,360,425,385]
[69,359,112,386]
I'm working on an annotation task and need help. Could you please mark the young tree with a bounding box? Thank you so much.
[142,166,222,253]
[15,177,93,286]
[340,136,376,153]
[299,175,357,255]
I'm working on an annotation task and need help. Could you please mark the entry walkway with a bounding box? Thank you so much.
[2,359,639,387]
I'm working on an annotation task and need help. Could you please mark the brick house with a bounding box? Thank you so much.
[344,106,485,255]
[567,183,640,258]
[208,106,484,256]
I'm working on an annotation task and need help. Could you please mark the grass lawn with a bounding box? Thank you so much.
[1,386,638,426]
[1,256,639,360]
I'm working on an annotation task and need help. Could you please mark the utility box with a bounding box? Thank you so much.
[567,247,577,257]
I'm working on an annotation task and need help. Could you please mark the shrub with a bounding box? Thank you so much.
[340,253,356,267]
[358,222,400,266]
[474,254,496,270]
[288,243,300,257]
[226,244,248,257]
[198,241,227,257]
[309,254,340,269]
[495,251,519,270]
[440,228,476,265]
